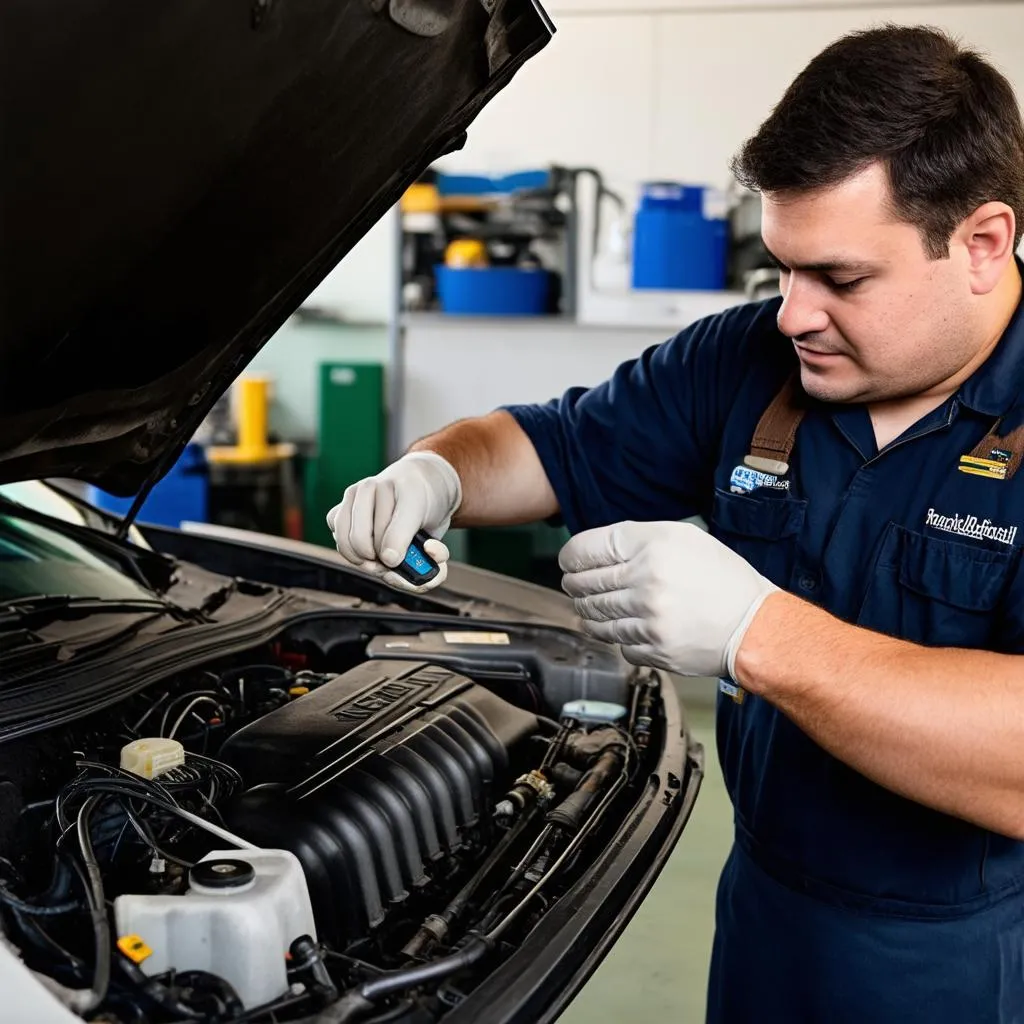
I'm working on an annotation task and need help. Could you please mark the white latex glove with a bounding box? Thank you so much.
[326,452,462,593]
[559,521,778,679]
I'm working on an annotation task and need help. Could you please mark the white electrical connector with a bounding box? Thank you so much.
[120,738,186,780]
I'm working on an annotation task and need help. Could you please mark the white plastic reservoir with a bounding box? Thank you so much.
[114,848,316,1008]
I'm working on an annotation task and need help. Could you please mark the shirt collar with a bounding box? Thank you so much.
[956,257,1024,418]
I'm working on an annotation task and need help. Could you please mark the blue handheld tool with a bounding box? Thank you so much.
[392,530,441,587]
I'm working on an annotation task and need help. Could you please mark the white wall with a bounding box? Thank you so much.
[307,2,1024,324]
[440,2,1024,199]
[402,318,676,449]
[299,208,396,325]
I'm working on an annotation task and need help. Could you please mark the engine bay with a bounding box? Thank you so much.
[0,618,665,1024]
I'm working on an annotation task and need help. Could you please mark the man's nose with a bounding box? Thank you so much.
[776,275,830,339]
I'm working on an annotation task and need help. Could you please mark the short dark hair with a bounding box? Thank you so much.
[731,25,1024,258]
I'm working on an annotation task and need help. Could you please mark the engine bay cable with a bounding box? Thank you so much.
[57,772,255,851]
[0,889,79,916]
[76,795,111,1012]
[0,855,80,917]
[485,765,628,943]
[121,804,196,868]
[167,695,226,740]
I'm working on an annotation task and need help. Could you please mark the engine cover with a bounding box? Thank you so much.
[220,660,539,941]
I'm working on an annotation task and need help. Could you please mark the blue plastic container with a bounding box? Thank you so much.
[87,442,208,528]
[435,170,550,197]
[631,182,728,291]
[435,266,551,316]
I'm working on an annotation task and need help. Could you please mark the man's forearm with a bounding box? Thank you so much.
[734,592,1024,839]
[409,410,559,527]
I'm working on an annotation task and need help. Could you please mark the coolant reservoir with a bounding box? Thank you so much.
[120,737,185,779]
[114,849,316,1008]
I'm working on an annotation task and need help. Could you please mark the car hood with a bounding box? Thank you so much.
[0,0,552,495]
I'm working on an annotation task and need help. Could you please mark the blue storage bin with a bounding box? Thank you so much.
[435,170,550,197]
[436,266,551,316]
[87,442,207,528]
[632,182,728,291]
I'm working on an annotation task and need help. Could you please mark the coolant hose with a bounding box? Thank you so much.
[315,939,492,1023]
[402,806,538,958]
[545,748,623,835]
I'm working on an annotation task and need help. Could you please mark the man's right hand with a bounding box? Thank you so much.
[326,451,462,592]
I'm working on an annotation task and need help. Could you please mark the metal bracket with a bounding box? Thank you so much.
[743,454,790,476]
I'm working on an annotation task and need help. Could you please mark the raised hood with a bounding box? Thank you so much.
[0,0,552,494]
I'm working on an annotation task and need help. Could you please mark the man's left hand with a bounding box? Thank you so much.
[559,521,778,678]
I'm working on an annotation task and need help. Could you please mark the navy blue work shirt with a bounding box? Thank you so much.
[505,282,1024,1021]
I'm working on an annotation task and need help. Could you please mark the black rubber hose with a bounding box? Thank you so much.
[404,814,528,956]
[77,795,112,1011]
[405,800,547,958]
[0,889,79,916]
[364,938,490,1003]
[312,938,493,1023]
[550,762,583,792]
[448,809,536,923]
[289,935,338,1008]
[115,955,248,1021]
[545,748,623,835]
[539,721,572,772]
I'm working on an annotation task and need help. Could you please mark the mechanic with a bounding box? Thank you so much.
[328,26,1024,1024]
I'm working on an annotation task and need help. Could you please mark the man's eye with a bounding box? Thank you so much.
[828,277,866,293]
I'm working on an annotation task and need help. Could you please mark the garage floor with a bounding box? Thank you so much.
[560,695,731,1024]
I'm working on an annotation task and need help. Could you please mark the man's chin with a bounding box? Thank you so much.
[798,366,868,404]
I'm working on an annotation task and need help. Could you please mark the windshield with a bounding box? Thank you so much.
[0,511,156,603]
[0,481,151,548]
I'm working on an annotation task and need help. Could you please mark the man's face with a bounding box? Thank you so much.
[761,163,977,404]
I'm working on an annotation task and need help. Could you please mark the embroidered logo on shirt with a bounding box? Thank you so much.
[924,508,1018,546]
[729,464,791,494]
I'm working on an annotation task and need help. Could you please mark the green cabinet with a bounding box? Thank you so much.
[305,362,386,545]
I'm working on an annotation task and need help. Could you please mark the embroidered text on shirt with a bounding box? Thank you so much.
[730,465,791,494]
[925,508,1018,546]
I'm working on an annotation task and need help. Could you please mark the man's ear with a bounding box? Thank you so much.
[957,202,1017,295]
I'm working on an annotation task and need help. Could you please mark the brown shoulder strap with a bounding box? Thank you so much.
[745,373,805,477]
[747,376,1024,482]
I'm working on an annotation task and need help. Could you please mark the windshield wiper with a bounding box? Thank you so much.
[0,595,179,632]
[0,495,175,593]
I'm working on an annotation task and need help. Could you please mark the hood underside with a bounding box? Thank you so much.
[0,0,552,494]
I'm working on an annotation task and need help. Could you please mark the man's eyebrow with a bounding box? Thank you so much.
[763,247,879,274]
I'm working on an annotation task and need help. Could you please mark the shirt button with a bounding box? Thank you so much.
[798,575,817,593]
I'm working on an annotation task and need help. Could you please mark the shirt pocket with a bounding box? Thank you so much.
[709,488,808,587]
[857,524,1017,648]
